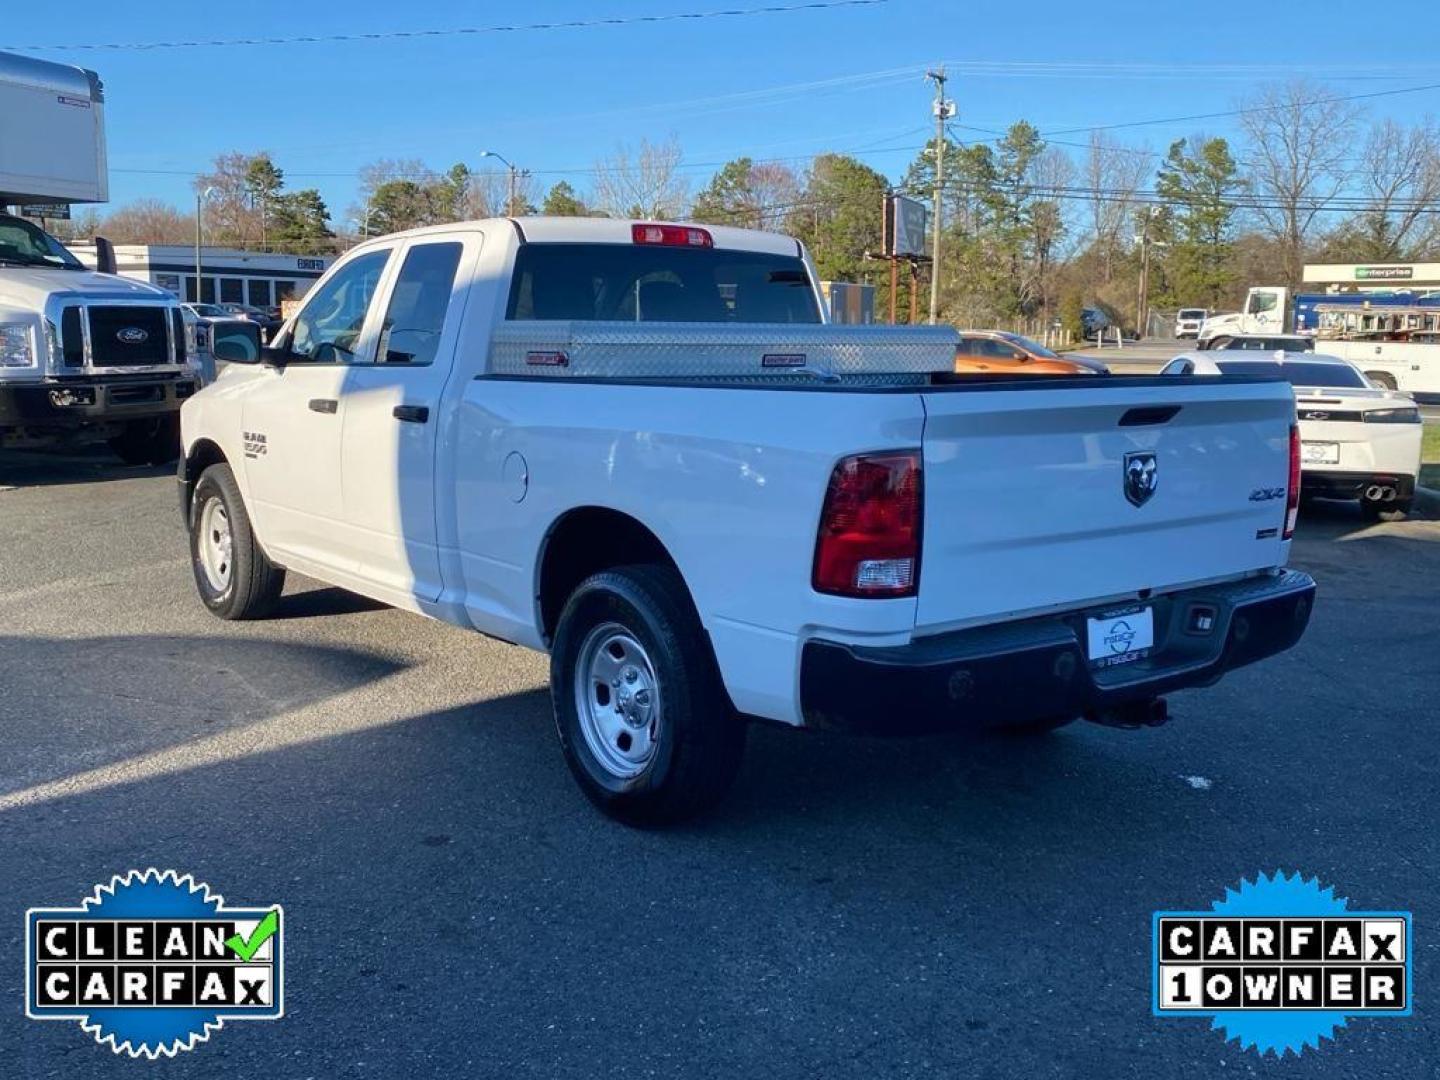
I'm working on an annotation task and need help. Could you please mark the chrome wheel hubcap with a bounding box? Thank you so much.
[198,497,234,593]
[574,623,661,779]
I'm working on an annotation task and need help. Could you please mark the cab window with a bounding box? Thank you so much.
[376,242,464,365]
[287,249,391,363]
[1247,292,1279,315]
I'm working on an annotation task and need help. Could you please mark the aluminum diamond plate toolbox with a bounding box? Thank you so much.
[487,322,959,381]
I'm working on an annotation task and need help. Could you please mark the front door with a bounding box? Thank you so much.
[241,246,394,572]
[338,235,475,602]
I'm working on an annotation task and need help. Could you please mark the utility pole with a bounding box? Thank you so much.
[1136,206,1153,339]
[925,67,954,325]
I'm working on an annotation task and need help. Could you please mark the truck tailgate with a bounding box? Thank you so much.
[915,378,1295,632]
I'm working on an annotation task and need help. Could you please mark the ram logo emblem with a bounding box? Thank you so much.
[1123,451,1158,507]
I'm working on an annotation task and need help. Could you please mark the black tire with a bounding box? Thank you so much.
[188,463,285,620]
[107,415,181,466]
[550,564,746,825]
[1361,497,1410,522]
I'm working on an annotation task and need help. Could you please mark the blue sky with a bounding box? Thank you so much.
[10,0,1440,222]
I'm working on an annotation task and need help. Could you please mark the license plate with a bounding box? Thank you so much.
[1301,441,1339,465]
[1087,607,1154,667]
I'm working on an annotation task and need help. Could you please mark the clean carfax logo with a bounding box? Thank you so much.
[1153,871,1411,1057]
[26,869,283,1058]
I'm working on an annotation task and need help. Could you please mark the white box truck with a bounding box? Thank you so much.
[0,50,197,463]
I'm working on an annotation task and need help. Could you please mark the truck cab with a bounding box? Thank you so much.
[1198,287,1289,344]
[0,50,196,462]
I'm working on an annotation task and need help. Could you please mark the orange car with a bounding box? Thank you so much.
[954,330,1109,375]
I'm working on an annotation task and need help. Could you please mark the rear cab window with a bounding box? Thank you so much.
[506,244,821,324]
[1214,361,1367,388]
[377,241,464,365]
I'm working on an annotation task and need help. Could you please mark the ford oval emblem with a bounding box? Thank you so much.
[117,326,149,344]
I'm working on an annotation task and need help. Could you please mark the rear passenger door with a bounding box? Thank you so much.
[338,234,476,603]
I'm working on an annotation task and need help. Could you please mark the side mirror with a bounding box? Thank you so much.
[210,319,262,364]
[94,236,117,276]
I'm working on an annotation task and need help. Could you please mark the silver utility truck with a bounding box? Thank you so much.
[0,50,196,463]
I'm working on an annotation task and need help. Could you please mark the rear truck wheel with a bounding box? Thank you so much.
[1364,371,1398,390]
[107,415,181,466]
[550,564,746,825]
[188,463,285,620]
[1361,496,1411,522]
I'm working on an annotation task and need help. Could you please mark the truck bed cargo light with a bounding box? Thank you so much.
[631,224,713,248]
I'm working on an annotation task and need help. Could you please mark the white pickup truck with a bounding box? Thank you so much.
[181,217,1316,823]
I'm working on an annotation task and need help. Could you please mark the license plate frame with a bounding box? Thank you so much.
[1086,605,1155,668]
[1301,441,1340,465]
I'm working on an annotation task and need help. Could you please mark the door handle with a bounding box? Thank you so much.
[393,405,429,424]
[308,398,338,414]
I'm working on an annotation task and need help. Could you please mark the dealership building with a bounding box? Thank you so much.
[70,243,334,307]
[1303,262,1440,292]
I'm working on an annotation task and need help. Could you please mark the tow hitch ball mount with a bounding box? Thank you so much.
[1085,696,1169,730]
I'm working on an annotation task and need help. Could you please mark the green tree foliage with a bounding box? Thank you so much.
[898,122,1068,324]
[244,154,285,247]
[691,157,801,230]
[270,189,333,248]
[542,181,589,217]
[786,154,889,282]
[691,157,759,226]
[1059,291,1086,340]
[1153,137,1242,307]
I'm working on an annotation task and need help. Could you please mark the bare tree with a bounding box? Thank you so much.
[97,199,196,244]
[1239,79,1361,288]
[1027,146,1077,323]
[1342,118,1440,260]
[592,136,689,219]
[1084,132,1151,282]
[748,162,801,231]
[194,152,279,247]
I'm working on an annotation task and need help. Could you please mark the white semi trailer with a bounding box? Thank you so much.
[0,50,196,463]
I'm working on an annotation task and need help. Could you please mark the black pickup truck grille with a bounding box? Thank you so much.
[86,307,171,368]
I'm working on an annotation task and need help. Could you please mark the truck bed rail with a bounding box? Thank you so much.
[486,322,959,383]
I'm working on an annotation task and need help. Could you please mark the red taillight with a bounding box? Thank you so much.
[813,451,922,598]
[1284,423,1301,539]
[631,223,713,248]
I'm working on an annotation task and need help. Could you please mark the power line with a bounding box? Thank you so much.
[2,0,887,52]
[1043,81,1440,137]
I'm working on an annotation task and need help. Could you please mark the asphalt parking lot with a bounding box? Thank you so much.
[1,450,1436,1079]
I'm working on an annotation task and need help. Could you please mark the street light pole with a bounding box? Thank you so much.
[479,149,526,216]
[194,185,216,305]
[925,68,954,325]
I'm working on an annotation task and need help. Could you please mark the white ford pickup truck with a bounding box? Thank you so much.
[181,217,1315,823]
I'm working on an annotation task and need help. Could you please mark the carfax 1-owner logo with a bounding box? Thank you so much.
[1153,871,1412,1056]
[25,869,283,1058]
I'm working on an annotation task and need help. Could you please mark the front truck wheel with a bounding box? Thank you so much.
[188,463,285,619]
[108,415,181,466]
[550,564,746,825]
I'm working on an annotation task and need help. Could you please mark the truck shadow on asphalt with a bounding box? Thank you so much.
[5,625,1436,1074]
[0,448,173,489]
[0,633,407,801]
